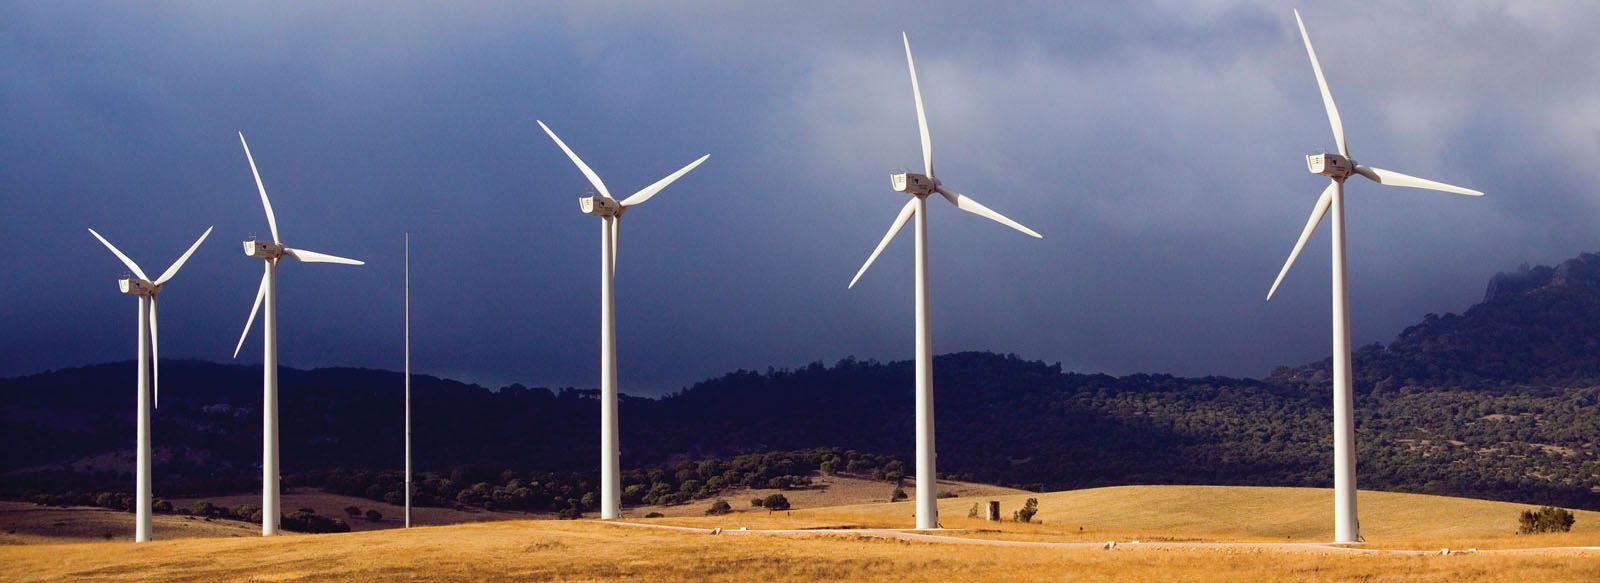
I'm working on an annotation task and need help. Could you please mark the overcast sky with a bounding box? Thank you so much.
[4,2,1598,395]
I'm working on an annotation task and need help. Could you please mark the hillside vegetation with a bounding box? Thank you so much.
[4,252,1600,512]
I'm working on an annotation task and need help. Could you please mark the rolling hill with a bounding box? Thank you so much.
[2,485,1598,583]
[3,252,1600,513]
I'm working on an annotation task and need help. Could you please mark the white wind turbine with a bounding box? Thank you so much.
[1267,10,1482,544]
[87,225,212,542]
[849,33,1042,530]
[537,119,708,520]
[230,132,365,536]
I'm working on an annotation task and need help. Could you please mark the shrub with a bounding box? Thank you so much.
[706,499,732,516]
[187,501,217,517]
[366,509,383,522]
[1519,506,1575,534]
[751,498,764,508]
[557,508,583,520]
[153,500,173,513]
[232,504,260,521]
[1014,498,1038,523]
[890,487,908,502]
[761,494,790,511]
[644,512,665,518]
[967,503,980,518]
[623,484,647,504]
[282,508,351,533]
[344,506,362,518]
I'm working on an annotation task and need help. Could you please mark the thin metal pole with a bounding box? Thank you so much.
[404,233,412,528]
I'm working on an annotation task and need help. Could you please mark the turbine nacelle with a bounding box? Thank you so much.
[1307,153,1355,178]
[118,278,156,296]
[243,239,285,259]
[578,196,622,217]
[891,172,938,195]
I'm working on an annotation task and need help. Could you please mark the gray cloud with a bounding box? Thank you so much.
[2,1,1595,394]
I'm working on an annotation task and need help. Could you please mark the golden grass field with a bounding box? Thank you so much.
[2,485,1597,582]
[829,484,1600,540]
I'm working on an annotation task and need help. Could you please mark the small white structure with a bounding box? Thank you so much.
[1265,10,1482,544]
[88,226,212,542]
[536,120,708,520]
[232,133,365,536]
[849,33,1042,531]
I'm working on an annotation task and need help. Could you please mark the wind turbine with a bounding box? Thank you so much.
[1267,10,1482,544]
[536,119,708,520]
[849,33,1042,530]
[231,132,365,535]
[87,225,212,542]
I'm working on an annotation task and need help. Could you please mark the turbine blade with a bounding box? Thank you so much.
[849,198,919,289]
[619,154,709,207]
[935,187,1042,238]
[904,32,934,178]
[233,271,267,359]
[1294,10,1347,157]
[1267,181,1336,301]
[536,120,611,199]
[150,296,159,409]
[87,228,150,281]
[155,226,213,285]
[1355,165,1483,196]
[238,133,281,244]
[284,247,365,265]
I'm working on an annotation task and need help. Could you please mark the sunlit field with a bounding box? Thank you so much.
[3,486,1597,582]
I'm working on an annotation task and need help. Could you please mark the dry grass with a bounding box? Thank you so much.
[1,516,1596,583]
[166,488,550,531]
[5,485,1598,582]
[827,485,1600,541]
[630,475,1025,518]
[0,502,259,545]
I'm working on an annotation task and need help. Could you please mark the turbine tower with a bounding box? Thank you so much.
[404,233,412,529]
[231,132,365,535]
[537,119,708,520]
[849,33,1042,530]
[87,225,212,542]
[1267,10,1482,544]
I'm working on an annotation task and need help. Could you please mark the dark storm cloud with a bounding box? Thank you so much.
[3,2,1597,395]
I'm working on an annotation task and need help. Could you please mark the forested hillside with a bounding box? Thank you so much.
[5,253,1599,510]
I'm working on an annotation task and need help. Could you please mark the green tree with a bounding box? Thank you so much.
[705,499,733,515]
[188,501,217,517]
[1519,506,1575,534]
[1014,498,1038,523]
[761,493,790,511]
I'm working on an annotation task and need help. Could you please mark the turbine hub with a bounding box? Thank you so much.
[1307,153,1355,178]
[243,239,285,259]
[891,172,937,195]
[118,278,155,296]
[579,196,621,216]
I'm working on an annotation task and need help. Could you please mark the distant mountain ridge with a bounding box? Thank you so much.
[1266,251,1600,389]
[5,252,1600,510]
